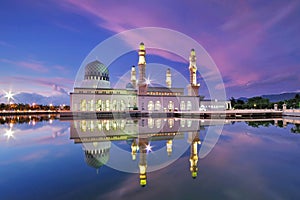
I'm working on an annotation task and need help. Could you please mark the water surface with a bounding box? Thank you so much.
[0,116,300,200]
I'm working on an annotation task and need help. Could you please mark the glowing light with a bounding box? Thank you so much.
[145,143,153,153]
[145,76,152,85]
[3,90,15,103]
[4,128,15,140]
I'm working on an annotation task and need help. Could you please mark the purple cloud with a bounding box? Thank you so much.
[0,58,49,73]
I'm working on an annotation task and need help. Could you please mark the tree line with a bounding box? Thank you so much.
[0,103,70,111]
[230,94,300,109]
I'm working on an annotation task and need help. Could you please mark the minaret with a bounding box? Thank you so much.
[131,66,137,89]
[138,42,147,95]
[166,139,173,156]
[138,138,148,187]
[131,139,138,160]
[187,49,200,96]
[166,68,172,88]
[188,132,201,179]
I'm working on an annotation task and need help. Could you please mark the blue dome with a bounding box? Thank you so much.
[84,60,109,81]
[126,82,134,89]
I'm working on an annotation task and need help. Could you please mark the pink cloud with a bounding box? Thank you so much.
[53,0,300,97]
[0,58,48,72]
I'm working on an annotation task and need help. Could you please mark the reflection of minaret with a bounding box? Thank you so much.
[188,49,200,96]
[131,139,138,160]
[188,132,201,179]
[138,138,148,187]
[166,139,173,156]
[131,66,137,89]
[138,42,147,95]
[166,68,172,88]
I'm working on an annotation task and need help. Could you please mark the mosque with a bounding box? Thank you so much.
[70,42,203,113]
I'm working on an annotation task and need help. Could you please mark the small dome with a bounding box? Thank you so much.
[84,60,109,81]
[126,82,134,90]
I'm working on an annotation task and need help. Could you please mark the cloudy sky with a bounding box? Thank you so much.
[0,0,299,99]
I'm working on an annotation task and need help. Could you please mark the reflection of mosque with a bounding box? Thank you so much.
[70,118,204,186]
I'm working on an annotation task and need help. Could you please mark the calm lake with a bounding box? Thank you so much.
[1,115,300,200]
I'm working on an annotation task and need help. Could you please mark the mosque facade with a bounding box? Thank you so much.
[70,42,203,113]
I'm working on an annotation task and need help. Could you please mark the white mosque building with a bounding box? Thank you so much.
[70,42,203,112]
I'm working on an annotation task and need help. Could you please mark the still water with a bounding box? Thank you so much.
[0,115,300,200]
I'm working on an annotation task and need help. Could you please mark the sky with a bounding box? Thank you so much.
[0,0,299,100]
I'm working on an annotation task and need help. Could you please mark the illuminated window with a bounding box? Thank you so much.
[180,119,185,127]
[148,101,154,111]
[89,99,94,111]
[80,120,87,132]
[168,118,174,128]
[148,118,154,128]
[96,99,102,111]
[80,99,87,111]
[155,101,161,111]
[155,119,161,128]
[106,100,110,111]
[120,100,125,111]
[168,101,174,111]
[112,100,117,111]
[187,101,192,111]
[180,101,185,111]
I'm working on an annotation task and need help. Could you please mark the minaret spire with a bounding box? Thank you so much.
[187,49,200,97]
[166,68,172,88]
[138,42,146,85]
[189,49,197,86]
[138,42,148,95]
[131,66,137,89]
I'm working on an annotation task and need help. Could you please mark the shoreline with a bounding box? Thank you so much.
[1,109,299,119]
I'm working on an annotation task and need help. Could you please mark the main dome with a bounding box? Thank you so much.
[80,60,111,88]
[84,60,109,81]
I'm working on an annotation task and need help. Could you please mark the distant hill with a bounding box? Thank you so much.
[237,92,300,103]
[0,92,69,105]
[237,97,248,102]
[262,92,300,102]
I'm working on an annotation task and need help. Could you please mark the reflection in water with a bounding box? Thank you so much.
[68,117,300,187]
[0,115,59,141]
[189,132,201,179]
[0,114,59,125]
[70,118,206,186]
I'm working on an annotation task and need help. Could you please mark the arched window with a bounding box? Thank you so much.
[89,99,94,111]
[120,100,125,111]
[148,101,154,111]
[155,101,161,111]
[80,99,87,111]
[187,120,192,127]
[112,100,117,111]
[180,119,185,127]
[168,118,174,128]
[105,100,110,111]
[96,100,102,111]
[180,101,185,111]
[187,101,192,111]
[168,101,174,111]
[155,119,162,128]
[80,120,87,132]
[148,118,154,128]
